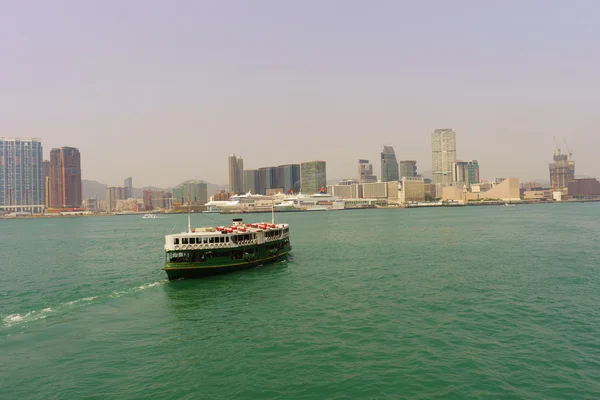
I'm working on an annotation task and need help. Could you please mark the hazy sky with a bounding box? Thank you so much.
[1,0,599,187]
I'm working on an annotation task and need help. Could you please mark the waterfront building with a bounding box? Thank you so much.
[228,154,244,194]
[399,160,418,179]
[116,198,143,212]
[432,129,457,186]
[443,177,520,202]
[83,197,98,212]
[258,166,276,195]
[0,137,44,213]
[523,190,553,201]
[142,189,172,211]
[399,177,426,204]
[107,186,126,211]
[49,147,82,208]
[243,169,258,194]
[300,161,326,194]
[549,149,575,190]
[330,183,362,199]
[172,181,208,205]
[275,164,301,194]
[568,178,600,198]
[358,159,377,183]
[124,177,133,199]
[361,181,388,199]
[380,146,399,182]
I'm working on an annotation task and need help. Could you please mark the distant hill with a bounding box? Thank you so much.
[82,179,226,201]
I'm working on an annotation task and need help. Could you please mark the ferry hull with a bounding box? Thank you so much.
[164,250,290,280]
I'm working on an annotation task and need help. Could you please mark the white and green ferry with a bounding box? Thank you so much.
[163,217,291,280]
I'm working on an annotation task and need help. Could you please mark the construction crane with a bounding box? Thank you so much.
[563,138,572,161]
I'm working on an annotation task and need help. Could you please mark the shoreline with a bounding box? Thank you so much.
[2,199,599,219]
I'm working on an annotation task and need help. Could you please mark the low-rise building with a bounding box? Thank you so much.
[523,190,552,201]
[568,178,600,198]
[399,177,425,204]
[361,182,388,199]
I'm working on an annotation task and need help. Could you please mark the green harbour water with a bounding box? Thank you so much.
[2,204,600,399]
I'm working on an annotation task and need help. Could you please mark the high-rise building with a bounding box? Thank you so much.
[275,164,301,194]
[124,177,133,199]
[467,160,480,185]
[380,146,399,182]
[257,166,276,195]
[300,161,326,194]
[142,189,172,211]
[358,160,377,183]
[399,160,418,179]
[549,149,575,190]
[106,186,126,211]
[432,129,457,186]
[243,169,258,194]
[228,154,244,194]
[0,137,44,213]
[172,181,207,205]
[49,147,82,208]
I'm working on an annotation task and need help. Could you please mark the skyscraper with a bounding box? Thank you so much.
[49,147,82,208]
[172,181,207,205]
[431,129,457,186]
[257,166,276,195]
[300,161,326,194]
[0,137,44,213]
[124,177,133,199]
[275,164,301,194]
[549,149,575,190]
[399,160,418,179]
[358,159,377,183]
[106,186,126,211]
[243,169,258,194]
[228,154,244,194]
[380,146,399,182]
[467,160,480,185]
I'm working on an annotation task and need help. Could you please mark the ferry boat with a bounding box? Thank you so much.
[163,217,291,280]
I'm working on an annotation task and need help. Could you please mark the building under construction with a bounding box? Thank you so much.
[549,139,575,190]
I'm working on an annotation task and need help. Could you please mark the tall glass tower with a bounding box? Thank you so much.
[380,146,399,182]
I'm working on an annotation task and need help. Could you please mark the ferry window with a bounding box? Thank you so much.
[189,238,195,244]
[225,236,229,242]
[220,237,225,243]
[209,237,214,244]
[174,238,179,245]
[203,238,208,244]
[182,238,188,245]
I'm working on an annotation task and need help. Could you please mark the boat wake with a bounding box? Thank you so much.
[3,280,168,328]
[3,307,55,326]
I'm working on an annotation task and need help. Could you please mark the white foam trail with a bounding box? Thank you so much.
[66,296,98,305]
[3,308,54,327]
[3,280,166,327]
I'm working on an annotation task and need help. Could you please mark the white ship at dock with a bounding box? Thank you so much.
[274,193,345,212]
[204,192,345,213]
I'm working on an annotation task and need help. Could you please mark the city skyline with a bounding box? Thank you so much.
[2,2,599,187]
